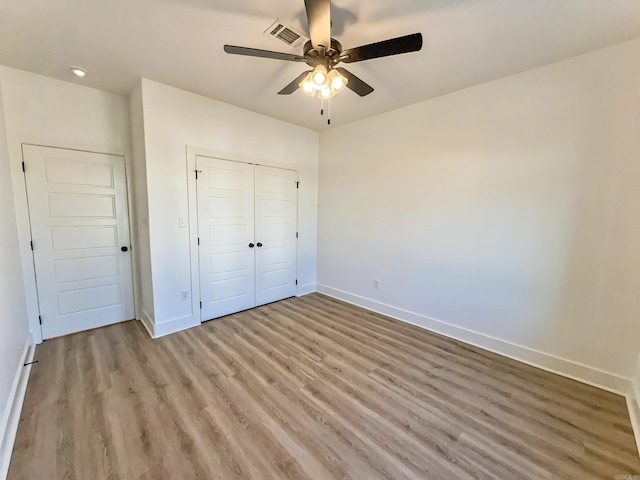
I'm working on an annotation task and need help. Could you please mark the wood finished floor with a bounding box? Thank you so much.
[9,293,640,479]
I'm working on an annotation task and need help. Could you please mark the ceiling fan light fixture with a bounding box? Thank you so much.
[299,72,316,96]
[319,86,334,99]
[311,65,328,87]
[328,69,347,93]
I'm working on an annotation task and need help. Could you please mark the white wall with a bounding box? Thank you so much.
[0,71,31,473]
[129,82,154,322]
[0,66,133,343]
[318,39,640,390]
[137,79,319,335]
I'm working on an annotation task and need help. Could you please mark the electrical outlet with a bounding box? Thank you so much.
[181,290,189,300]
[374,279,380,289]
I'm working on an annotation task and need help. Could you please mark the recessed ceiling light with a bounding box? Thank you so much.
[69,66,86,77]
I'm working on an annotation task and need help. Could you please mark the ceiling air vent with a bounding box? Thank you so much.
[264,20,307,49]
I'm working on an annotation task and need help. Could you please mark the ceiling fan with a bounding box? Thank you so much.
[223,0,423,100]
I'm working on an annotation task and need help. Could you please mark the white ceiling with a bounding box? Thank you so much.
[1,0,639,130]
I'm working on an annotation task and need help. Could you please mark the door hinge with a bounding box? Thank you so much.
[38,315,42,325]
[296,181,300,189]
[21,162,25,172]
[30,240,34,251]
[195,170,201,180]
[200,301,202,309]
[295,279,298,285]
[197,237,200,246]
[296,232,298,239]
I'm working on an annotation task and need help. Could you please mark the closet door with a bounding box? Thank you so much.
[254,165,298,306]
[196,156,255,320]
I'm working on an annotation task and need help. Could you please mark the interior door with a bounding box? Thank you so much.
[196,156,256,320]
[254,165,298,306]
[23,145,135,339]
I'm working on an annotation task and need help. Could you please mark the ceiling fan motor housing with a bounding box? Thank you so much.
[303,39,344,68]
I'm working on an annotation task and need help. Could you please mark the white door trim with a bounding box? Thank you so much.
[186,146,300,323]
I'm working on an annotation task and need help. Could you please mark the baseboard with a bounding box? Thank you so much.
[316,284,630,395]
[627,381,640,457]
[153,314,201,338]
[139,309,155,338]
[0,335,35,480]
[297,283,316,297]
[140,309,200,338]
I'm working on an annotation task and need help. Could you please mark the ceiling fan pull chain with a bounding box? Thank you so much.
[321,97,324,116]
[328,98,331,125]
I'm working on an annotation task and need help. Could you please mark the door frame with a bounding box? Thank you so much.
[13,144,138,343]
[186,146,300,323]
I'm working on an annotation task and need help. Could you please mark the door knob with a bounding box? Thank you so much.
[256,242,263,247]
[121,246,129,252]
[248,243,255,248]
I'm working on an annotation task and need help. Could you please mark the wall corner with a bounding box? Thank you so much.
[627,352,640,457]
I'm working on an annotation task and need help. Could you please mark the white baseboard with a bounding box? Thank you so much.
[140,309,200,338]
[152,314,200,338]
[316,284,630,395]
[627,380,640,457]
[0,335,35,480]
[139,309,155,338]
[297,283,316,297]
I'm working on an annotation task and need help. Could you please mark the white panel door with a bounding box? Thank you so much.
[254,165,298,306]
[23,145,135,339]
[196,156,256,320]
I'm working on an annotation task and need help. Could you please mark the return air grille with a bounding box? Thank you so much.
[264,20,307,48]
[274,25,299,44]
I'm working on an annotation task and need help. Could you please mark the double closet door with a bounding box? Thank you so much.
[196,156,298,321]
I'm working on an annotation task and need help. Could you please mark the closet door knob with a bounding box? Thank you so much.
[248,243,255,248]
[256,242,263,247]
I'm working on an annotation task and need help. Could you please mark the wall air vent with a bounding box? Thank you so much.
[264,19,307,49]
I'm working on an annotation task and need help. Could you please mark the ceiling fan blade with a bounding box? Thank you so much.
[304,0,331,51]
[278,71,311,95]
[336,68,374,97]
[224,45,305,62]
[340,33,423,64]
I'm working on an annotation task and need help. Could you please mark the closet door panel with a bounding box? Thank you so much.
[196,156,256,320]
[254,165,298,306]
